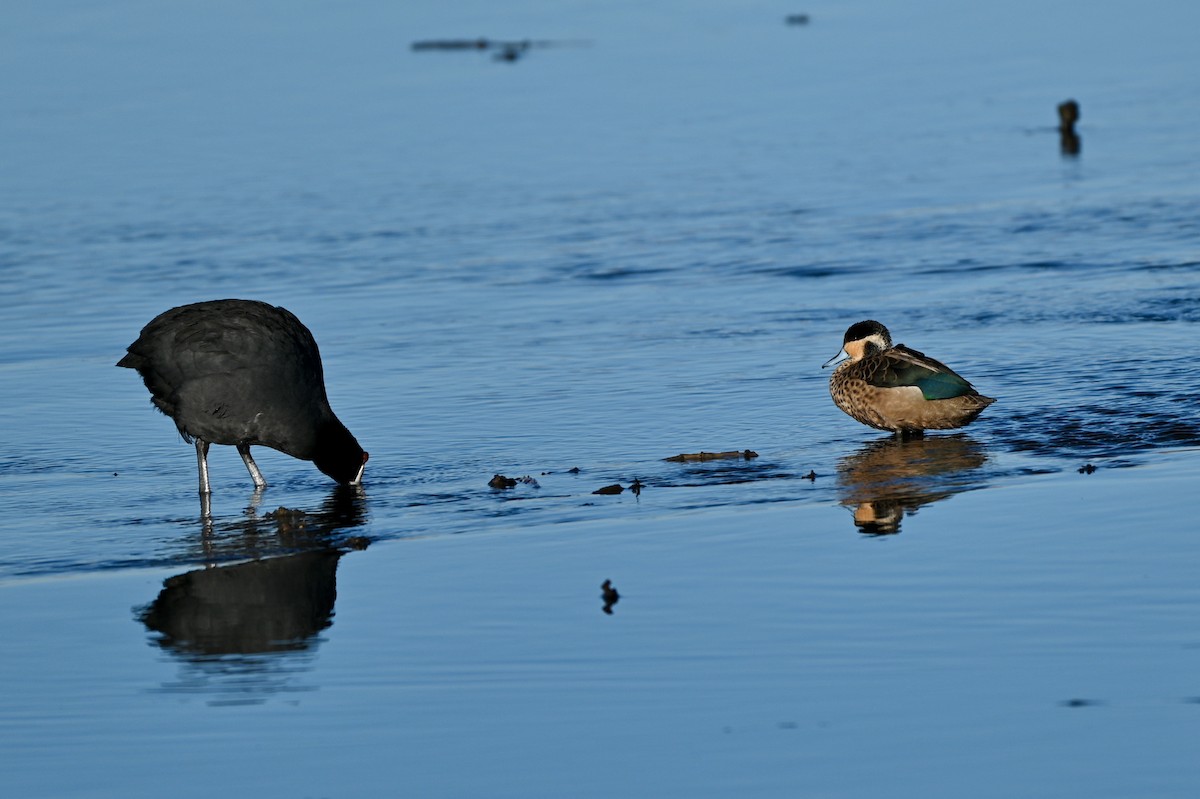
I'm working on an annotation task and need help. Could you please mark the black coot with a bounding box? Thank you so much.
[118,299,367,496]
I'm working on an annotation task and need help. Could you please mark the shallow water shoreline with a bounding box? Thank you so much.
[3,451,1199,797]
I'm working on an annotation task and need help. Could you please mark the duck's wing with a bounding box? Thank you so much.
[865,344,978,400]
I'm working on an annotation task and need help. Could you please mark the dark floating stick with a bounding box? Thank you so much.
[411,38,492,51]
[593,484,624,495]
[411,37,592,62]
[663,449,758,462]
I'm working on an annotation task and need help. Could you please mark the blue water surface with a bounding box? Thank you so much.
[2,0,1200,796]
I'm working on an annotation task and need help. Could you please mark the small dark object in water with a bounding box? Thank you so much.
[118,300,367,502]
[803,470,817,481]
[1058,99,1081,156]
[265,506,305,520]
[593,483,624,495]
[489,474,538,488]
[489,474,518,489]
[601,579,620,614]
[568,466,581,473]
[265,506,308,533]
[1078,463,1097,474]
[1060,698,1102,708]
[785,14,810,26]
[630,478,644,496]
[1058,99,1080,131]
[493,42,528,62]
[664,449,759,462]
[410,37,591,63]
[344,536,371,551]
[411,38,493,51]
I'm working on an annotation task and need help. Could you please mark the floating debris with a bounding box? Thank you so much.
[630,478,644,496]
[488,474,517,489]
[568,466,581,474]
[1078,463,1097,474]
[411,38,492,51]
[664,449,758,462]
[1059,698,1103,708]
[493,42,530,62]
[265,506,308,532]
[1058,99,1081,156]
[601,579,620,614]
[265,506,305,520]
[803,470,817,481]
[411,38,591,63]
[489,474,540,489]
[1058,99,1080,133]
[593,483,624,495]
[785,14,811,26]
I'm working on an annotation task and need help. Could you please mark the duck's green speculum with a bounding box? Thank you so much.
[827,320,995,434]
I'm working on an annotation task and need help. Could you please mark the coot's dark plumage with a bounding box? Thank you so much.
[118,299,367,496]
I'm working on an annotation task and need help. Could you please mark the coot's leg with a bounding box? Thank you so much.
[195,439,212,496]
[237,443,268,488]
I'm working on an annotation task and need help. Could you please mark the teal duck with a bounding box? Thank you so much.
[824,320,995,435]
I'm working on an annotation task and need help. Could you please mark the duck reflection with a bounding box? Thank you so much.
[138,486,368,703]
[837,434,987,535]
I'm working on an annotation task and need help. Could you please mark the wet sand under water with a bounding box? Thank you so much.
[2,453,1199,798]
